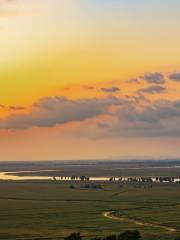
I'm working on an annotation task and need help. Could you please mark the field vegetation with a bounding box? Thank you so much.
[0,181,180,240]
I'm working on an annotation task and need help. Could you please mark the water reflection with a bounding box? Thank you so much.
[0,171,110,181]
[0,171,52,180]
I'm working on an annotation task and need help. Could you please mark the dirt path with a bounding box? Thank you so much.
[102,211,177,233]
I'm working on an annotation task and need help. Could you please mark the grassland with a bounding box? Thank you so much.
[0,181,179,240]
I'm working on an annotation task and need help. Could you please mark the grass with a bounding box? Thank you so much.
[0,181,179,240]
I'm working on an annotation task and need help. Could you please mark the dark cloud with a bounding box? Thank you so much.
[68,98,180,139]
[141,72,165,84]
[138,86,166,94]
[96,99,180,138]
[168,72,180,81]
[0,96,122,129]
[101,87,120,93]
[1,92,180,138]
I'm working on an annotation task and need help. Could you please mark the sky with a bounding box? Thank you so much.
[1,0,180,160]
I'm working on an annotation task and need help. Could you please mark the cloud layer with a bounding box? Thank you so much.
[168,72,180,81]
[137,86,166,94]
[0,96,120,129]
[101,87,120,93]
[1,70,180,139]
[0,94,180,138]
[141,72,165,84]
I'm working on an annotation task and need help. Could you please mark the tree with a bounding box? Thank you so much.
[64,232,82,240]
[64,231,142,240]
[104,234,117,240]
[118,231,141,240]
[80,176,87,181]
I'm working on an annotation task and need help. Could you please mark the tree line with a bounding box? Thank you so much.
[64,231,141,240]
[64,231,180,240]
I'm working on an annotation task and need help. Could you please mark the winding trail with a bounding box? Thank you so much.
[102,211,177,233]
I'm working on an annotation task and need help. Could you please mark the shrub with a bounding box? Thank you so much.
[118,231,141,240]
[64,232,82,240]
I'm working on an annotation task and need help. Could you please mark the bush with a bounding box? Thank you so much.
[103,234,117,240]
[118,231,141,240]
[80,183,102,189]
[64,232,82,240]
[64,231,141,240]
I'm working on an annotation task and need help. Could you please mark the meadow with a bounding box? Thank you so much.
[0,181,179,240]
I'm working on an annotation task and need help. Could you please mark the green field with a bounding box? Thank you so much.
[0,181,180,240]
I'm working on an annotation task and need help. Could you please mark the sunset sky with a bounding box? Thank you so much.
[1,0,180,160]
